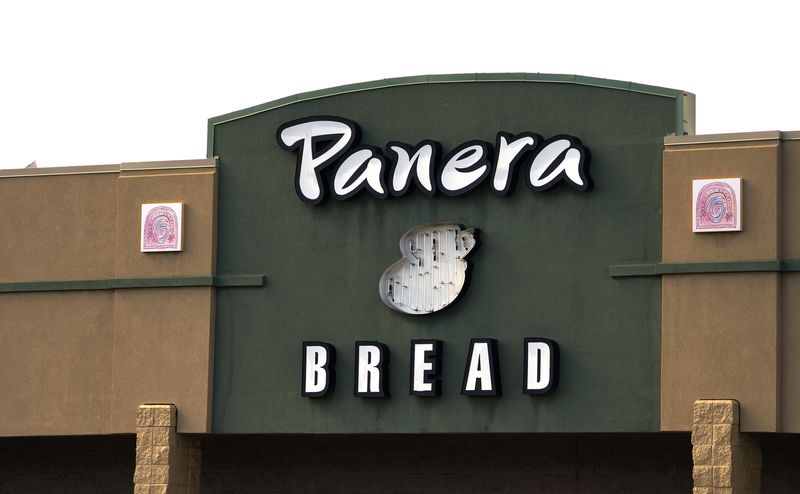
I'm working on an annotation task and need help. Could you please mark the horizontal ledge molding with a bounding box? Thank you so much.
[610,260,800,277]
[0,275,265,293]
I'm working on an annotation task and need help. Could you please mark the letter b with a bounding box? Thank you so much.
[302,341,336,397]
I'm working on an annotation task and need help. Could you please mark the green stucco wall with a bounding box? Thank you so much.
[209,77,678,433]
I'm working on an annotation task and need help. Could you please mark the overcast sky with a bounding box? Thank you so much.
[2,0,798,169]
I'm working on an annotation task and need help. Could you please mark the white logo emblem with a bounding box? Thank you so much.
[379,223,478,315]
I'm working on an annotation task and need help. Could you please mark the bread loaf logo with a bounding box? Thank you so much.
[379,223,478,315]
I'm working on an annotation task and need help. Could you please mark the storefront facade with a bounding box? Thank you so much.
[1,74,798,493]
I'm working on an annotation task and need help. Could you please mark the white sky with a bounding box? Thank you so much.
[2,0,799,169]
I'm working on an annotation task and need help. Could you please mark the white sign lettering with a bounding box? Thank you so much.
[301,339,557,399]
[302,342,335,397]
[387,141,438,196]
[332,147,387,199]
[493,132,538,195]
[277,116,590,204]
[524,338,559,394]
[528,137,588,190]
[461,338,501,396]
[355,342,389,397]
[437,142,491,195]
[410,340,442,396]
[277,118,357,203]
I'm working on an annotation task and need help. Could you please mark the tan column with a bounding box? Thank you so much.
[135,404,201,494]
[692,400,762,493]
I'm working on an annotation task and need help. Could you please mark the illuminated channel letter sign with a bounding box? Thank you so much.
[410,339,442,396]
[354,341,389,398]
[301,342,336,397]
[461,338,501,396]
[301,339,558,399]
[277,116,591,205]
[523,338,559,395]
[379,223,478,315]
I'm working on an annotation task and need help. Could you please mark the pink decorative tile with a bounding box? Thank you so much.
[692,179,741,232]
[140,203,184,252]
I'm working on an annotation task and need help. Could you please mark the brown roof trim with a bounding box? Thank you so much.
[0,158,217,179]
[664,130,800,146]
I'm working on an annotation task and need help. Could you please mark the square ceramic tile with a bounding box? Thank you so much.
[140,203,184,252]
[692,178,741,232]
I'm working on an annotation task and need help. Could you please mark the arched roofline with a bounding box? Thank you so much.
[207,72,693,157]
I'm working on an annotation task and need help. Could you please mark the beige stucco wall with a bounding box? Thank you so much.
[781,273,800,431]
[661,273,779,432]
[0,172,118,281]
[111,287,215,433]
[662,139,780,263]
[661,133,800,433]
[0,291,116,435]
[780,139,800,432]
[0,159,217,436]
[781,140,800,258]
[116,165,217,277]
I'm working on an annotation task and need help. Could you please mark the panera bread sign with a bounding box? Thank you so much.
[277,116,591,204]
[277,116,588,400]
